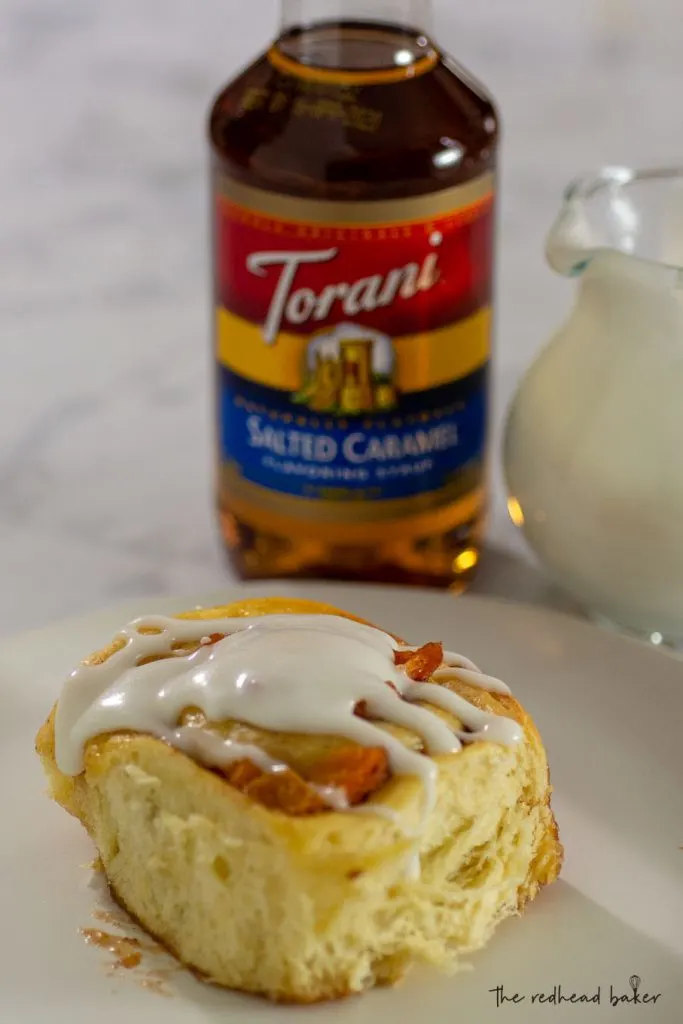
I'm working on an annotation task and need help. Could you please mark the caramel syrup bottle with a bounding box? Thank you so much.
[209,0,498,587]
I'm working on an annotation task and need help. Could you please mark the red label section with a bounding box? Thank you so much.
[215,195,494,339]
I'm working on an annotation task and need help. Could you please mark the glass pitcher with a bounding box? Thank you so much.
[504,167,683,647]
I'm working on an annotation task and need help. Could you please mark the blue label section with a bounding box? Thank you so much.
[220,370,486,502]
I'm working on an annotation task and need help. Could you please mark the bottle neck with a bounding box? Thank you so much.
[280,1,433,34]
[277,1,436,77]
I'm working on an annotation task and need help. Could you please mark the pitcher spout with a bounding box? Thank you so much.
[546,165,683,283]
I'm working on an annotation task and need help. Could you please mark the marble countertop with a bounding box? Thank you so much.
[1,0,678,637]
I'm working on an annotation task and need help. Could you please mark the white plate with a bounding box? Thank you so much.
[2,581,682,1023]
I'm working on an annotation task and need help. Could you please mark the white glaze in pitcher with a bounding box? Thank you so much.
[505,166,683,644]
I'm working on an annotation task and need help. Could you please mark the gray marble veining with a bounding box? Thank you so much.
[0,0,678,635]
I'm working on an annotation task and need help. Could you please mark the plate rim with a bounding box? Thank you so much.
[2,580,681,669]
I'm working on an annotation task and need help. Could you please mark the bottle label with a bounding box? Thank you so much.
[214,174,494,542]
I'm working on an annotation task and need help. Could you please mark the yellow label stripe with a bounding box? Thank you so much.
[216,307,490,394]
[216,173,494,227]
[218,192,493,233]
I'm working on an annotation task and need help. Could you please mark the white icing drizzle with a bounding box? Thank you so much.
[54,613,522,827]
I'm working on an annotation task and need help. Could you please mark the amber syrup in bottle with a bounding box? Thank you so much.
[209,4,498,587]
